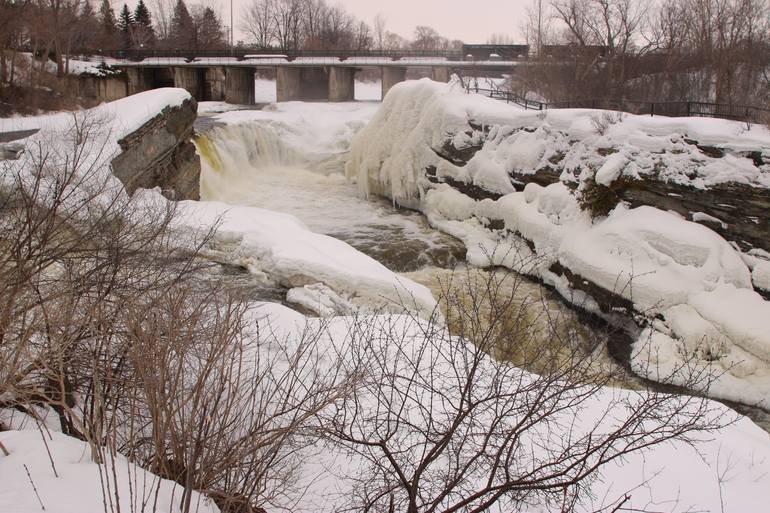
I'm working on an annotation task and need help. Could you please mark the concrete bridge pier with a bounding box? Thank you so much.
[329,67,355,102]
[432,66,451,83]
[225,67,255,105]
[173,67,204,100]
[277,67,330,101]
[276,67,301,102]
[126,68,155,95]
[381,66,407,99]
[205,67,226,101]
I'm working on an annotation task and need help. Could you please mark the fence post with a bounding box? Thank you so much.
[686,102,691,117]
[650,102,654,117]
[592,99,597,109]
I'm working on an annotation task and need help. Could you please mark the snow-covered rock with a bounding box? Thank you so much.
[1,88,199,200]
[345,79,770,406]
[164,195,437,318]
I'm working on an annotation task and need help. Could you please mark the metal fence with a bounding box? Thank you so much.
[469,86,770,125]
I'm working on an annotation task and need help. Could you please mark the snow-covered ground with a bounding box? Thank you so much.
[4,84,770,512]
[347,78,770,408]
[0,430,219,513]
[207,303,770,513]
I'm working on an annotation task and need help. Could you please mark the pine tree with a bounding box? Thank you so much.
[98,0,117,49]
[169,0,196,48]
[196,7,225,49]
[117,4,133,49]
[133,0,152,28]
[132,0,156,48]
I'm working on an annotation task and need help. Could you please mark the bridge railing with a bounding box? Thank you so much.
[96,48,488,62]
[468,87,770,124]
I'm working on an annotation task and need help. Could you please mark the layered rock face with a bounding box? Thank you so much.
[111,97,200,200]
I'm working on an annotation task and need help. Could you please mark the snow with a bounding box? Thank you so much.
[165,195,437,318]
[243,303,770,513]
[346,78,525,207]
[752,259,770,292]
[693,211,728,229]
[348,80,770,205]
[0,87,189,144]
[0,88,192,214]
[594,151,628,186]
[3,78,770,513]
[0,430,219,513]
[345,78,770,406]
[559,205,752,313]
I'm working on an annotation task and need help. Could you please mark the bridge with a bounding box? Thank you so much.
[104,48,526,104]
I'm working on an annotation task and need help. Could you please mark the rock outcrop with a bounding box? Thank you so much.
[111,97,200,200]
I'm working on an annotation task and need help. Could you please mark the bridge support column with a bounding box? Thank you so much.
[173,67,204,100]
[225,67,255,105]
[329,67,355,102]
[276,67,301,102]
[277,67,329,101]
[381,66,407,99]
[126,68,154,96]
[432,66,451,83]
[205,67,226,101]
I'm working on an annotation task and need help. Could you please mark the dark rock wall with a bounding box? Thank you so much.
[111,98,200,200]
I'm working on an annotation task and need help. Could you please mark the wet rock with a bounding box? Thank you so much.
[111,97,200,200]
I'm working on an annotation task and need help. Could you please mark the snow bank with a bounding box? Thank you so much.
[0,87,190,140]
[0,430,219,513]
[346,79,770,406]
[251,302,770,513]
[168,196,436,317]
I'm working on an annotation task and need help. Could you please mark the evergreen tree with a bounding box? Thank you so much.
[196,7,225,49]
[169,0,196,48]
[133,0,152,28]
[117,3,133,49]
[132,0,156,47]
[98,0,118,49]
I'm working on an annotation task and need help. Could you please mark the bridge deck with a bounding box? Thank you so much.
[110,56,523,68]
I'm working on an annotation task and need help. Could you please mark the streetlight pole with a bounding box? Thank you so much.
[230,0,234,48]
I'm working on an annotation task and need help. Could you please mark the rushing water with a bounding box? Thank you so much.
[195,116,466,272]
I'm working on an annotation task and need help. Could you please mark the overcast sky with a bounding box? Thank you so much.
[185,0,533,43]
[321,0,531,43]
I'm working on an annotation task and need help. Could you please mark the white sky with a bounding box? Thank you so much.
[124,0,533,44]
[317,0,532,43]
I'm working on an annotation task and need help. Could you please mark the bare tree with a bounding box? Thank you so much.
[242,0,275,48]
[320,268,725,512]
[0,113,357,512]
[373,12,386,50]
